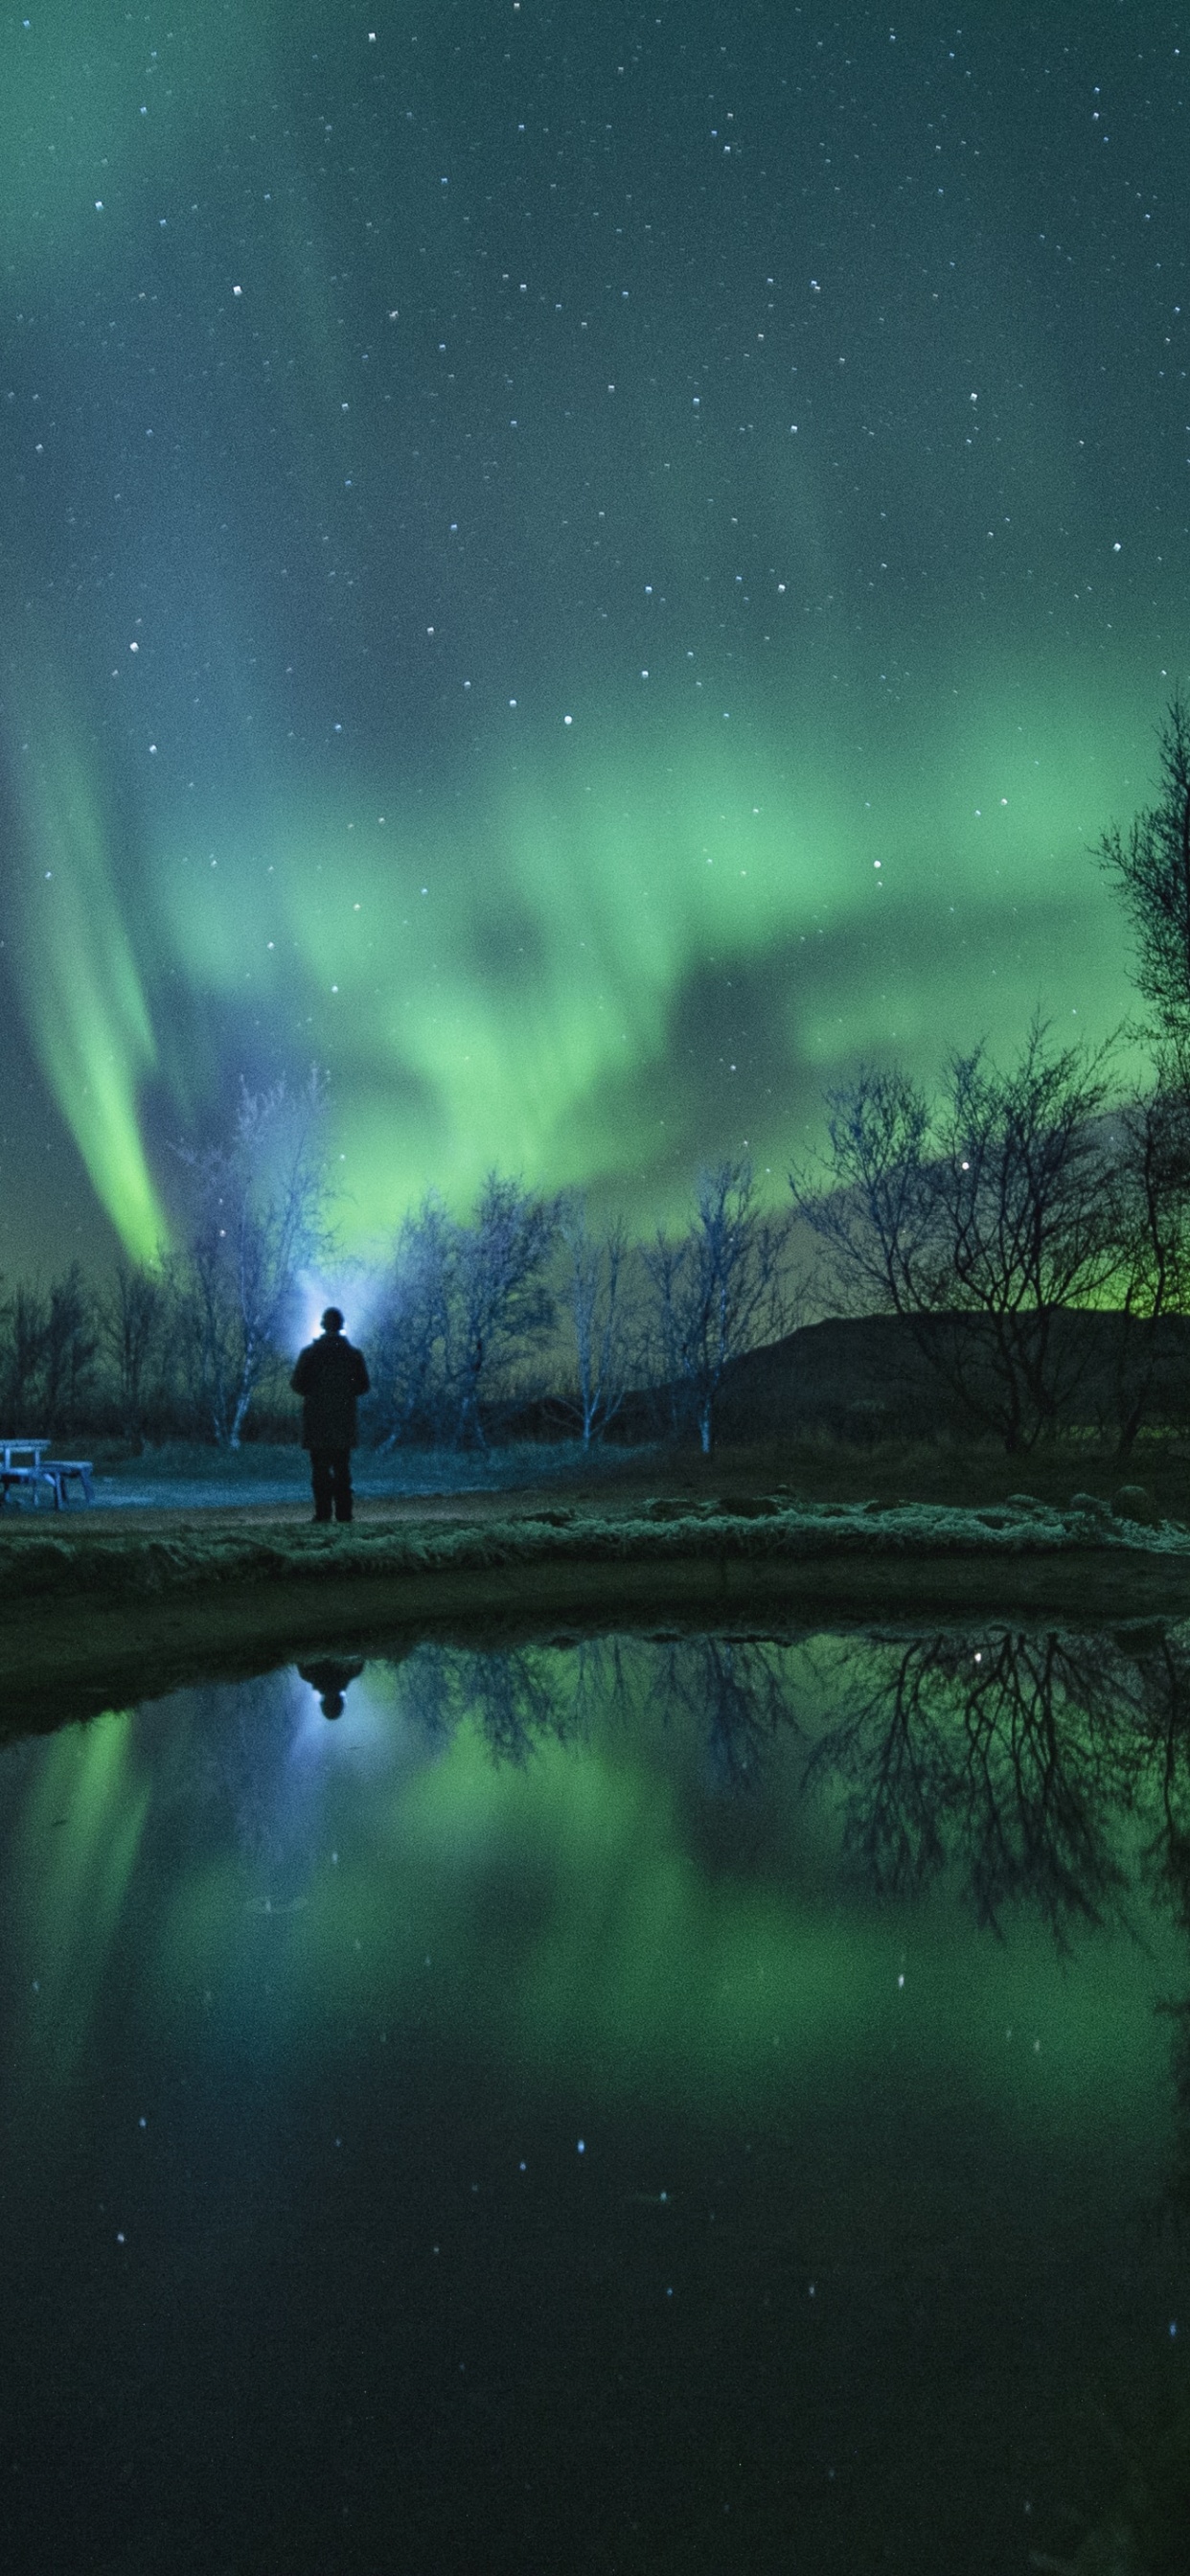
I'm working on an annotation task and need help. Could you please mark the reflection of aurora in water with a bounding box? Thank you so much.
[4,1626,1190,2573]
[10,1709,149,2082]
[9,1626,1190,2111]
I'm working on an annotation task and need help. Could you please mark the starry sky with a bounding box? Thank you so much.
[1,0,1185,1269]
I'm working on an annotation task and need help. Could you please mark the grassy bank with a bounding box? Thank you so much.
[4,1488,1190,1602]
[4,1493,1190,1743]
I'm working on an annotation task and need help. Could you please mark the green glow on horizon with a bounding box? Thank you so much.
[0,0,1182,1267]
[0,668,1154,1256]
[152,678,1143,1242]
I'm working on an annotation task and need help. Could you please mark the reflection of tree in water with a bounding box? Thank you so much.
[400,1625,1190,1946]
[174,1624,1190,1952]
[806,1628,1169,1937]
[397,1634,648,1762]
[396,1633,797,1788]
[395,1644,577,1761]
[1139,1629,1190,1943]
[172,1625,1190,2570]
[648,1637,794,1794]
[343,1628,1190,2221]
[457,1649,567,1761]
[801,1622,1190,2574]
[1141,1628,1190,2252]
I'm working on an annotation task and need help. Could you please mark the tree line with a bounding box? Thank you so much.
[788,692,1190,1452]
[0,1116,794,1456]
[5,693,1190,1457]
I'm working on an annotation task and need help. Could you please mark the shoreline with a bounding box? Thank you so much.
[3,1500,1190,1738]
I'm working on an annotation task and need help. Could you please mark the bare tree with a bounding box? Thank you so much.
[147,1247,211,1438]
[557,1200,630,1446]
[642,1160,793,1453]
[372,1175,561,1447]
[790,1024,1122,1450]
[0,1268,99,1437]
[1097,690,1190,1065]
[174,1070,332,1446]
[40,1262,97,1434]
[1100,1081,1190,1454]
[102,1260,166,1449]
[370,1195,454,1444]
[447,1174,561,1446]
[788,1063,936,1322]
[0,1282,47,1428]
[1090,695,1190,1444]
[638,1225,694,1440]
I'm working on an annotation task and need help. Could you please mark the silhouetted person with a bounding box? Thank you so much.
[290,1308,370,1524]
[297,1655,365,1717]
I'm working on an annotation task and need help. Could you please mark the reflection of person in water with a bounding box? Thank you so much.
[290,1307,370,1524]
[297,1657,365,1719]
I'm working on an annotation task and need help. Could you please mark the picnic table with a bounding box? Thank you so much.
[0,1439,94,1509]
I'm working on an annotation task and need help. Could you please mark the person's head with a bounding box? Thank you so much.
[321,1306,344,1336]
[320,1689,346,1719]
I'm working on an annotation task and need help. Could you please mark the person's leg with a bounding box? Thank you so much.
[310,1450,333,1522]
[331,1448,354,1523]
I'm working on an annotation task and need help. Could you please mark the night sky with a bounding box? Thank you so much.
[1,1,1186,1270]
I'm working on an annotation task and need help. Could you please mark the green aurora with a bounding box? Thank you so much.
[1,2,1184,1263]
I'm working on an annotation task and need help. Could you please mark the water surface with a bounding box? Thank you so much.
[3,1625,1189,2573]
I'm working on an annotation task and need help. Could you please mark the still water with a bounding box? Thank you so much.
[3,1625,1190,2574]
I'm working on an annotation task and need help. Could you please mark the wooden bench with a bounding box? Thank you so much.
[0,1439,94,1508]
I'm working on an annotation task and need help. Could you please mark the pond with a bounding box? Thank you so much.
[3,1623,1190,2574]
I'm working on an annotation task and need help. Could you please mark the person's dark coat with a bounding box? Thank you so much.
[290,1333,370,1450]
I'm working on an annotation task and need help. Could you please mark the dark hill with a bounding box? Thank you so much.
[709,1309,1190,1444]
[502,1310,1190,1450]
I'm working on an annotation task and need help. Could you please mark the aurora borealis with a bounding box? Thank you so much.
[2,3,1186,1266]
